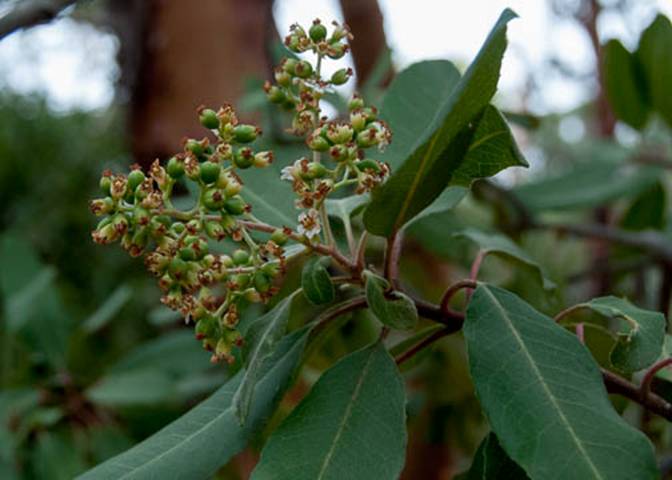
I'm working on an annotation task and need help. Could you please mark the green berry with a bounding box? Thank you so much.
[309,21,327,42]
[235,273,251,288]
[329,144,349,162]
[199,108,220,129]
[203,188,226,210]
[179,246,197,262]
[224,195,246,215]
[233,124,259,143]
[233,147,254,169]
[200,161,221,184]
[356,158,382,173]
[307,131,330,151]
[267,85,286,103]
[166,156,185,179]
[348,95,364,111]
[195,315,218,340]
[100,176,112,195]
[271,229,288,246]
[330,68,351,86]
[262,262,281,277]
[232,249,250,265]
[128,170,145,192]
[283,58,298,75]
[294,60,313,79]
[253,271,271,293]
[169,257,188,277]
[185,139,204,156]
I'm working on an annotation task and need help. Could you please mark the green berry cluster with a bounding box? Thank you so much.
[91,105,288,363]
[265,19,391,239]
[90,19,393,364]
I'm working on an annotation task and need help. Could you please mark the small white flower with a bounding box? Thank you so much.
[297,209,321,239]
[281,166,294,181]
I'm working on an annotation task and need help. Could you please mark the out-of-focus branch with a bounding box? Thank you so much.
[0,0,77,40]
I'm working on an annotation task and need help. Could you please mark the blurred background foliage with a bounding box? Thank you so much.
[1,0,672,478]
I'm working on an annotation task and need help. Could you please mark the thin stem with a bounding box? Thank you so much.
[575,323,585,344]
[603,368,672,421]
[395,328,451,365]
[384,230,403,289]
[640,358,672,401]
[439,279,477,315]
[553,304,587,323]
[355,231,368,273]
[466,250,486,302]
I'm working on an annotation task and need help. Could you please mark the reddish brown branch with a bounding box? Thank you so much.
[395,328,451,365]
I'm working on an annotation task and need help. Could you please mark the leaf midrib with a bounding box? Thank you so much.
[482,286,604,480]
[316,347,376,479]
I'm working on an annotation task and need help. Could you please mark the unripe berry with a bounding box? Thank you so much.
[356,158,382,173]
[232,249,250,265]
[329,144,349,162]
[330,68,352,86]
[267,85,286,103]
[233,147,254,169]
[167,156,185,179]
[274,70,292,87]
[221,254,234,268]
[309,20,327,42]
[179,246,197,262]
[233,125,259,144]
[200,161,221,184]
[171,222,186,235]
[307,131,331,151]
[253,270,271,293]
[100,175,112,195]
[271,229,288,246]
[283,58,298,75]
[235,273,251,288]
[199,108,220,129]
[185,138,205,156]
[205,220,226,240]
[169,257,188,278]
[356,128,378,148]
[195,315,218,340]
[220,214,237,231]
[224,195,247,215]
[262,262,281,277]
[327,43,347,59]
[203,188,226,210]
[294,60,313,79]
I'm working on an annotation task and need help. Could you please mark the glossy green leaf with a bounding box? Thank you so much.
[363,271,418,330]
[460,433,528,480]
[251,342,407,480]
[86,369,177,407]
[325,194,370,223]
[464,284,658,480]
[583,296,665,373]
[79,327,309,480]
[621,182,666,231]
[405,186,468,229]
[83,284,132,333]
[301,258,335,305]
[602,39,649,129]
[637,14,672,127]
[364,10,523,236]
[455,228,555,290]
[512,160,660,213]
[234,293,299,423]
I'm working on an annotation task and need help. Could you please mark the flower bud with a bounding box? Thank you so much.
[233,124,259,144]
[235,273,251,288]
[184,155,200,180]
[195,315,218,340]
[283,58,298,75]
[253,151,273,168]
[326,43,347,59]
[356,158,382,173]
[110,175,128,200]
[327,123,354,144]
[348,94,364,111]
[330,68,352,86]
[309,19,327,42]
[204,220,226,240]
[350,110,367,131]
[306,162,328,180]
[199,108,220,129]
[90,197,114,216]
[331,22,349,42]
[200,161,221,184]
[150,160,170,191]
[224,178,242,197]
[356,127,378,148]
